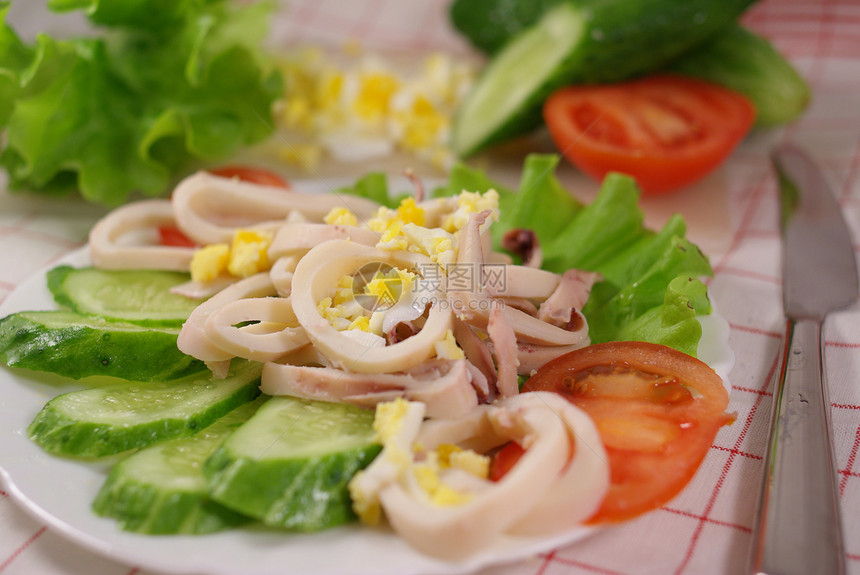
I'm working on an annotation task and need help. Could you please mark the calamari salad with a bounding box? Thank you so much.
[2,155,728,561]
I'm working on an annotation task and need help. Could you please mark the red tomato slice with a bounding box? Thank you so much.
[489,441,525,482]
[543,75,755,195]
[208,165,290,188]
[158,226,197,248]
[521,341,732,524]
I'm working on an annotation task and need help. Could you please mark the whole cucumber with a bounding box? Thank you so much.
[451,0,757,157]
[668,24,810,126]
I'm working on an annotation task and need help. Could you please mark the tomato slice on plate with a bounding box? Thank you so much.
[543,74,755,195]
[208,165,290,188]
[521,341,732,524]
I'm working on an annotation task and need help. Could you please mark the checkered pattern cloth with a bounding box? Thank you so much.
[1,1,859,574]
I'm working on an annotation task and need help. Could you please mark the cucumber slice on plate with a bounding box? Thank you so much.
[28,360,262,458]
[47,265,204,327]
[93,397,266,535]
[451,0,757,157]
[204,396,382,532]
[0,310,205,382]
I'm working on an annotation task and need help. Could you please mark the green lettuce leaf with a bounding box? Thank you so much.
[542,173,647,273]
[335,172,395,208]
[493,157,713,356]
[493,154,582,251]
[0,0,282,206]
[615,275,712,357]
[432,160,514,199]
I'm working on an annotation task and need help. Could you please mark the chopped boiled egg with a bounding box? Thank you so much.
[434,329,465,360]
[189,228,273,282]
[324,206,358,227]
[349,398,492,524]
[275,46,475,171]
[190,243,230,282]
[228,229,272,278]
[441,189,500,233]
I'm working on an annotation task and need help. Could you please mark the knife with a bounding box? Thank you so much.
[748,143,857,575]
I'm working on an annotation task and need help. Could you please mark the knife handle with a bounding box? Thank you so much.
[749,318,845,575]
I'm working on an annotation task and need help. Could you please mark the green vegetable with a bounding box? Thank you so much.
[492,154,581,249]
[204,396,381,532]
[451,0,756,156]
[449,0,562,55]
[48,266,205,327]
[668,24,810,127]
[335,172,407,209]
[542,173,647,273]
[28,360,262,458]
[0,0,282,206]
[92,397,265,535]
[0,310,205,381]
[615,275,713,356]
[494,158,712,356]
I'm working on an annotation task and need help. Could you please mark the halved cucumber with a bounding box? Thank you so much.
[452,0,756,156]
[93,398,266,535]
[204,396,381,532]
[28,360,262,458]
[47,265,204,327]
[0,310,204,382]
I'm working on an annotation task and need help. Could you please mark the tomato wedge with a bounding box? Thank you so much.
[208,165,290,188]
[543,75,755,195]
[158,226,198,248]
[521,341,731,524]
[489,441,525,482]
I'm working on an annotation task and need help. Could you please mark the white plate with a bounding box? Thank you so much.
[0,247,734,575]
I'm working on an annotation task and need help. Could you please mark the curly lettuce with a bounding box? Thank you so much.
[425,154,713,355]
[0,0,282,206]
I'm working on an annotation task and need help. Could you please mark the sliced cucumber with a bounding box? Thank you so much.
[47,265,204,327]
[204,396,381,532]
[93,398,266,534]
[452,0,756,156]
[0,310,204,382]
[28,360,262,458]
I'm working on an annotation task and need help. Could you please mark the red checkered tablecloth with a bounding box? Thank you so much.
[2,1,859,574]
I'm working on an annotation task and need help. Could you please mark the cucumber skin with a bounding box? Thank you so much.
[668,24,810,127]
[92,399,265,534]
[0,311,205,382]
[453,0,757,156]
[450,0,562,54]
[27,365,262,458]
[92,482,249,535]
[47,265,202,328]
[205,445,381,531]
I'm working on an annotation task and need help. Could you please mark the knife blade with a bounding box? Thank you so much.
[748,143,857,575]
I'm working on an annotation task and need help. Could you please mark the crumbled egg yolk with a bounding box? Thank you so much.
[323,206,358,227]
[275,46,475,171]
[363,267,415,303]
[442,189,500,233]
[190,229,272,283]
[190,244,230,283]
[361,400,490,512]
[374,397,412,444]
[228,229,272,278]
[435,329,465,360]
[317,268,415,334]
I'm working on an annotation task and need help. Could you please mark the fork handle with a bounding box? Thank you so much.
[749,318,845,575]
